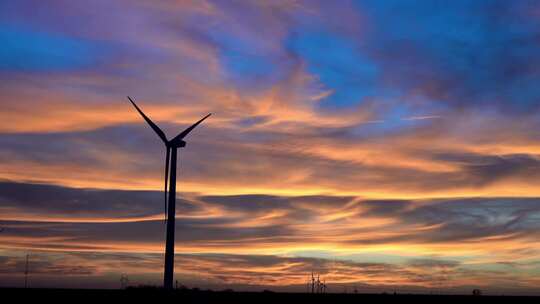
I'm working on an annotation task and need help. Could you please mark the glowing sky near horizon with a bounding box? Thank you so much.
[1,0,540,294]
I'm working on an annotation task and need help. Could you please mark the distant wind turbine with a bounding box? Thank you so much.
[127,96,211,290]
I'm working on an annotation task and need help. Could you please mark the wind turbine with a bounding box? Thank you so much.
[127,96,211,290]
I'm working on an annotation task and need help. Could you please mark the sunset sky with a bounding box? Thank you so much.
[1,0,540,294]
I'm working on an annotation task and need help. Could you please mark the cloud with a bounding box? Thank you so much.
[1,182,540,265]
[3,115,540,200]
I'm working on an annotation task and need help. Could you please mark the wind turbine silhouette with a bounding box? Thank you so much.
[127,96,211,290]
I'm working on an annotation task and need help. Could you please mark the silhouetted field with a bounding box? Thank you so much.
[2,288,539,303]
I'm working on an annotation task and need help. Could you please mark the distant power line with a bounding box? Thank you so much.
[307,272,327,294]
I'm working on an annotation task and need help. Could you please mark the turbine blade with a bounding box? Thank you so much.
[127,96,168,144]
[170,113,211,144]
[164,146,170,224]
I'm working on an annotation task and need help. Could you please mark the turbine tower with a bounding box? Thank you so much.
[127,96,211,290]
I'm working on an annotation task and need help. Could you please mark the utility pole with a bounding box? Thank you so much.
[24,254,29,288]
[120,274,129,289]
[311,272,315,294]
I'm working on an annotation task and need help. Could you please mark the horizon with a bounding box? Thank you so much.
[1,0,540,296]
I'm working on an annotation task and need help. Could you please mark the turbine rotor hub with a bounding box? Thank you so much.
[174,140,186,148]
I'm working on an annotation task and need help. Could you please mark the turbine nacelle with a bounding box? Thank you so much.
[169,139,186,148]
